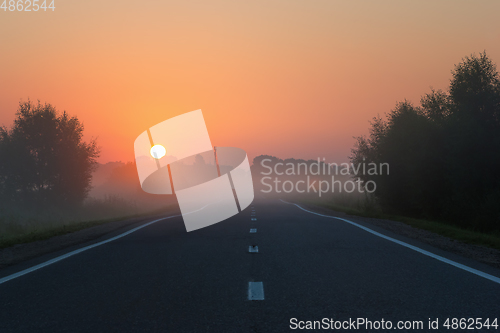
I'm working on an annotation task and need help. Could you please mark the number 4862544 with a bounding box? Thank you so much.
[1,0,55,11]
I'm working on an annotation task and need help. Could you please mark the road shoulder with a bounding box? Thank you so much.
[0,212,179,270]
[296,202,500,269]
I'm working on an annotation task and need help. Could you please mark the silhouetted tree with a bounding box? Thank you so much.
[443,52,500,228]
[0,100,99,207]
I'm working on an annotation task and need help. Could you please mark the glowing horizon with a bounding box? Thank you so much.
[1,0,499,164]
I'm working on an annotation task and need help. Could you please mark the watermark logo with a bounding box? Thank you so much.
[258,158,389,197]
[134,110,254,231]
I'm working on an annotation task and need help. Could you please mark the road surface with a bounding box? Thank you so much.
[0,199,499,332]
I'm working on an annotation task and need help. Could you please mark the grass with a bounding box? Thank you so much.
[297,198,500,251]
[0,215,133,249]
[0,196,178,249]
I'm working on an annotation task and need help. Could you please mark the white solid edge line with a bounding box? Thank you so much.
[248,281,265,300]
[280,200,500,285]
[0,215,181,285]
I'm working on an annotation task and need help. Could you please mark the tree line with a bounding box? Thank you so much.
[350,52,500,232]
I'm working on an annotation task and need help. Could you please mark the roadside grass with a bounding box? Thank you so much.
[297,198,500,251]
[0,215,134,249]
[0,196,178,249]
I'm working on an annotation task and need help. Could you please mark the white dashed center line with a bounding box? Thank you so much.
[248,282,265,300]
[250,228,257,233]
[249,245,259,253]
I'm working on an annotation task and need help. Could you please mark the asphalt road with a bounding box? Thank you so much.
[0,198,499,332]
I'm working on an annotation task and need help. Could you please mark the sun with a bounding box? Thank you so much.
[150,144,166,159]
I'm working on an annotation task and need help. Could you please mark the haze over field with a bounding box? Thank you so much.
[1,1,500,164]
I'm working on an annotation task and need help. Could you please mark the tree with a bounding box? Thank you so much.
[351,102,444,217]
[443,52,500,228]
[449,52,500,126]
[0,100,100,207]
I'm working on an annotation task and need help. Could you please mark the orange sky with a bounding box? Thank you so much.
[1,0,500,164]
